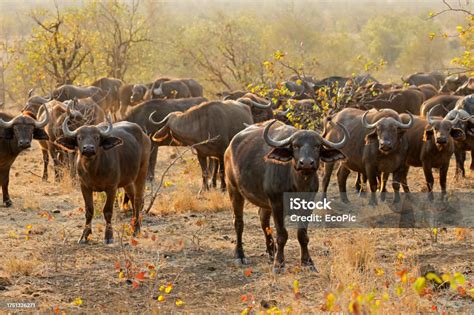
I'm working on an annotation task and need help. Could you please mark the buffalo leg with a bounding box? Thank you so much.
[41,149,49,181]
[471,150,474,170]
[219,157,226,191]
[0,169,12,207]
[336,165,351,203]
[78,185,94,244]
[422,162,434,201]
[321,162,335,199]
[366,166,378,206]
[147,143,159,182]
[209,158,218,188]
[197,154,209,193]
[258,207,275,260]
[271,202,288,273]
[392,167,405,204]
[297,227,316,271]
[439,164,449,201]
[131,158,148,236]
[380,172,390,202]
[229,187,246,264]
[454,149,466,178]
[103,188,116,244]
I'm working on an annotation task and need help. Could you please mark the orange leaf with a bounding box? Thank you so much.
[151,235,157,241]
[114,262,121,270]
[241,294,248,302]
[131,238,138,246]
[53,306,60,315]
[132,281,139,289]
[244,268,252,277]
[135,272,146,280]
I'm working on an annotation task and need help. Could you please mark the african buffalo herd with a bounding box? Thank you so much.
[1,71,473,272]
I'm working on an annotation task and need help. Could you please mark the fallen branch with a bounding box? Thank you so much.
[144,135,220,214]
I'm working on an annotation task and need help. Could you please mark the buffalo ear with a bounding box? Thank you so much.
[100,136,123,150]
[33,128,49,140]
[0,128,13,139]
[450,128,466,141]
[55,137,77,151]
[265,147,293,163]
[364,129,377,144]
[320,148,346,162]
[423,125,434,141]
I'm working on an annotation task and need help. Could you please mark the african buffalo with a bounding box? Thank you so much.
[225,119,348,272]
[403,72,445,89]
[92,77,123,117]
[455,77,474,96]
[401,106,464,200]
[123,97,208,181]
[236,93,273,122]
[0,106,49,206]
[39,99,105,181]
[151,79,191,99]
[354,88,424,115]
[440,74,468,93]
[419,94,462,118]
[150,100,253,192]
[22,88,51,114]
[415,84,438,101]
[322,108,414,205]
[52,85,108,111]
[56,116,150,243]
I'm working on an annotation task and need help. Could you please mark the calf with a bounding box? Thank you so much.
[56,116,150,244]
[225,119,348,272]
[0,106,49,206]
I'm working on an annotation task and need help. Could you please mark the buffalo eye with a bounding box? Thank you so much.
[95,136,99,141]
[77,136,82,141]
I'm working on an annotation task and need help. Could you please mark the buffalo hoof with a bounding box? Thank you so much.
[380,192,386,202]
[78,228,92,244]
[393,193,401,204]
[234,257,249,266]
[302,264,318,273]
[132,225,141,237]
[340,194,350,204]
[104,238,114,245]
[272,263,286,274]
[3,199,12,208]
[428,192,434,202]
[358,191,367,198]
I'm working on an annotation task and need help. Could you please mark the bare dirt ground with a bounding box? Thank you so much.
[0,142,473,314]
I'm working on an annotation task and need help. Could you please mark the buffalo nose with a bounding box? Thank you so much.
[437,137,447,144]
[18,140,31,148]
[297,158,316,170]
[82,144,95,154]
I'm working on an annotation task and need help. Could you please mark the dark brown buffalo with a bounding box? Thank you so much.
[92,77,123,116]
[419,95,463,118]
[402,72,445,89]
[130,83,153,103]
[415,84,438,101]
[455,77,474,96]
[118,84,133,117]
[446,96,474,176]
[22,88,51,114]
[180,79,204,97]
[150,100,253,192]
[39,99,105,181]
[322,108,414,205]
[224,119,348,272]
[401,106,464,200]
[151,79,191,99]
[216,90,247,100]
[123,97,207,180]
[56,116,150,244]
[0,106,49,206]
[51,85,108,111]
[440,74,468,93]
[354,88,424,115]
[235,93,273,122]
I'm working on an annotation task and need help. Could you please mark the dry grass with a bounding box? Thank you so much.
[3,257,39,277]
[0,145,471,313]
